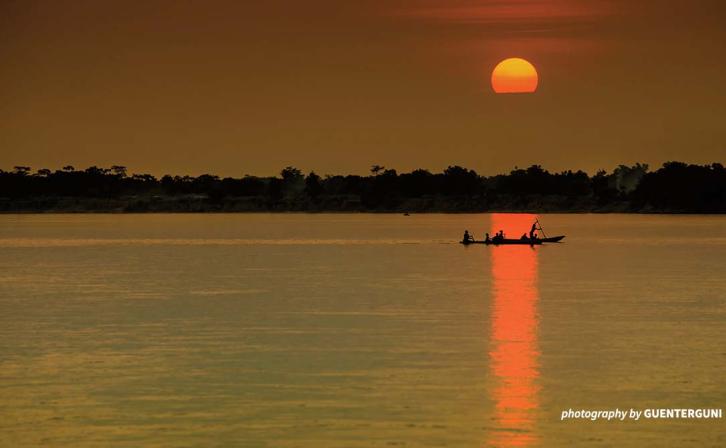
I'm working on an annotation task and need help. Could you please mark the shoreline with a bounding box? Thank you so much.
[3,162,725,214]
[1,208,723,215]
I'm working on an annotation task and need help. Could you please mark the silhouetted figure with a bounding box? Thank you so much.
[484,232,491,243]
[492,230,504,243]
[521,233,528,240]
[529,222,538,240]
[463,230,472,243]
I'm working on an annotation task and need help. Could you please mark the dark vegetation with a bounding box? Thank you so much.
[1,162,725,213]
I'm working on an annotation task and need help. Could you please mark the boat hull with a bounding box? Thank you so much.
[460,235,565,245]
[461,239,542,245]
[541,235,565,243]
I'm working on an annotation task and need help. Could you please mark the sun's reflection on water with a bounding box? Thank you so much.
[488,214,540,447]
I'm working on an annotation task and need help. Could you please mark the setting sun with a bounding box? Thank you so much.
[491,58,539,94]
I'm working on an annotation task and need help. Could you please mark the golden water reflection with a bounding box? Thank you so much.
[488,214,541,447]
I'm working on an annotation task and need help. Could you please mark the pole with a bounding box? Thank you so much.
[535,218,548,239]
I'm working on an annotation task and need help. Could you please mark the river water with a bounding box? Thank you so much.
[1,213,725,447]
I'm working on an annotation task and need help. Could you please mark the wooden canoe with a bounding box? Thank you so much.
[460,235,565,245]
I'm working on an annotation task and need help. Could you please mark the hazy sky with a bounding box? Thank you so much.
[2,0,725,176]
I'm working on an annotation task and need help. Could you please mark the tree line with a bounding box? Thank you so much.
[1,162,725,212]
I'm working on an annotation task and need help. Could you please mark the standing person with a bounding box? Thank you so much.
[529,222,538,240]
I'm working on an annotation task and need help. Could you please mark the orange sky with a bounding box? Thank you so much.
[1,0,725,176]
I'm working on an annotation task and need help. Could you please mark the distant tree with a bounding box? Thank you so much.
[363,168,400,208]
[281,166,303,183]
[280,166,304,196]
[267,178,284,202]
[591,169,618,205]
[84,166,107,176]
[194,174,221,195]
[239,176,266,196]
[370,165,385,175]
[1,161,724,212]
[442,165,480,196]
[612,163,648,194]
[131,174,156,183]
[399,169,435,197]
[110,165,127,177]
[322,174,365,196]
[304,171,324,199]
[633,162,725,212]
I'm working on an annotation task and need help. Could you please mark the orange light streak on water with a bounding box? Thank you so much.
[488,213,540,447]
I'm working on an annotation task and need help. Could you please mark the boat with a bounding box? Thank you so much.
[460,235,564,245]
[460,219,564,246]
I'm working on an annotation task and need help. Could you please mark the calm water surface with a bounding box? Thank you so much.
[1,214,725,447]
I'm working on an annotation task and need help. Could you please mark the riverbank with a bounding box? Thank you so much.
[3,162,725,213]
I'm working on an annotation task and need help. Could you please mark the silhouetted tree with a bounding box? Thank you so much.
[1,162,725,212]
[370,165,385,175]
[304,171,323,199]
[267,178,284,203]
[399,169,435,197]
[239,176,266,196]
[612,163,648,194]
[110,165,127,178]
[442,165,480,196]
[281,166,303,183]
[279,166,304,197]
[633,162,725,212]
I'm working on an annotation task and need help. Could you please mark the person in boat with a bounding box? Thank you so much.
[463,230,472,243]
[484,232,491,243]
[493,230,504,242]
[529,222,538,240]
[521,233,528,240]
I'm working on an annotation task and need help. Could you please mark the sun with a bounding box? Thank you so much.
[491,58,539,94]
